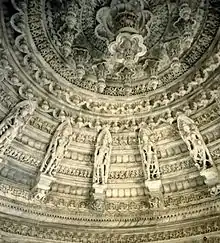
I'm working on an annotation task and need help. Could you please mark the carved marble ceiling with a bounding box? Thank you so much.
[0,0,220,242]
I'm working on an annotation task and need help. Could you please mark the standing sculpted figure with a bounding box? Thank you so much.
[177,113,213,171]
[0,100,36,158]
[93,128,112,185]
[40,118,73,177]
[138,128,160,180]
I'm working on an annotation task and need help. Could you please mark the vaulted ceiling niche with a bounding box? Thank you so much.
[0,0,220,242]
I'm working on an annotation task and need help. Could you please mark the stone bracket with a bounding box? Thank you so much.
[90,183,107,212]
[200,167,220,187]
[200,167,220,196]
[145,179,162,196]
[31,173,55,202]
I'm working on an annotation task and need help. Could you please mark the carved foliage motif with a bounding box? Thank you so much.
[0,216,220,243]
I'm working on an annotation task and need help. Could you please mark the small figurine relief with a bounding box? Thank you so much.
[210,184,220,196]
[138,127,160,181]
[0,99,36,161]
[32,188,48,202]
[40,118,73,177]
[91,127,112,212]
[173,3,197,37]
[177,113,213,171]
[90,198,105,212]
[93,128,112,185]
[56,2,80,58]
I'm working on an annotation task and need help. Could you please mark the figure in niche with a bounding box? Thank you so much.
[93,128,112,185]
[163,2,198,66]
[138,128,160,180]
[56,2,80,58]
[173,3,197,37]
[0,100,36,157]
[177,113,213,171]
[40,118,73,177]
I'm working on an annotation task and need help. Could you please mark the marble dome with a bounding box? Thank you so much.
[0,0,220,242]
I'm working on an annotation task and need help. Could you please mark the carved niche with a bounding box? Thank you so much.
[138,127,162,198]
[177,113,220,194]
[91,127,112,212]
[0,99,37,168]
[32,118,73,202]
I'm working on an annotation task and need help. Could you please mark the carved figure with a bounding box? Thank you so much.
[177,113,213,171]
[33,188,47,202]
[210,184,220,196]
[176,4,196,29]
[138,128,160,180]
[0,99,36,156]
[93,128,112,185]
[91,198,105,212]
[197,91,209,109]
[40,118,73,176]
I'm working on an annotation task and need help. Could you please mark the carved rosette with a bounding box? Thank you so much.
[107,32,147,69]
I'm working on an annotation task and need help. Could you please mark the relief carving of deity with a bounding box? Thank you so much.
[177,113,213,171]
[0,99,36,157]
[40,118,73,177]
[138,128,160,180]
[93,128,112,185]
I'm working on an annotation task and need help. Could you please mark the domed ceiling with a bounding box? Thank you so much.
[0,0,220,242]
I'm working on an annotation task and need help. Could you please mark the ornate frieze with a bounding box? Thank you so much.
[0,215,219,243]
[4,146,41,167]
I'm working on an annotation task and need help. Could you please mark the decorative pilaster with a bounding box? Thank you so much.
[0,99,37,169]
[91,127,112,212]
[177,113,220,195]
[138,128,163,203]
[32,117,73,201]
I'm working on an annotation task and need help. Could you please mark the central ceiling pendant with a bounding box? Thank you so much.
[95,0,152,95]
